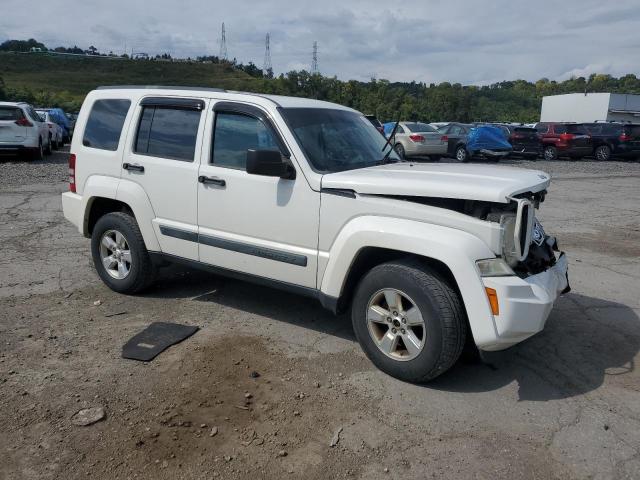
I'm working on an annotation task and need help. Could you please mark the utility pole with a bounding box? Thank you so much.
[311,41,319,75]
[219,22,228,61]
[263,33,272,77]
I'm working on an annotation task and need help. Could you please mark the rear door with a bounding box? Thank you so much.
[0,106,27,145]
[121,96,207,260]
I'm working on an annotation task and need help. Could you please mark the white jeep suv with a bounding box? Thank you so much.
[61,86,569,382]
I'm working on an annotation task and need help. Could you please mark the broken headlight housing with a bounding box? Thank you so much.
[500,198,534,267]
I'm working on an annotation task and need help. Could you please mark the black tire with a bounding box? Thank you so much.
[594,145,611,161]
[543,145,558,161]
[91,212,156,294]
[45,137,52,155]
[31,140,44,161]
[351,259,467,383]
[394,143,405,159]
[455,145,469,162]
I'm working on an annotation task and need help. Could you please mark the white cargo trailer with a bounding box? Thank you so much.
[540,93,640,123]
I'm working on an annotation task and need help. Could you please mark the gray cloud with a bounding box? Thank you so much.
[1,0,638,84]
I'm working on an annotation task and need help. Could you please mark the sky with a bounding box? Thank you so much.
[1,0,639,85]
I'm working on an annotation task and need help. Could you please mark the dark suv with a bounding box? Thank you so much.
[534,122,593,160]
[582,123,640,161]
[496,124,541,159]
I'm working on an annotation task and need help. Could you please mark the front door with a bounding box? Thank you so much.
[120,96,207,260]
[197,101,320,289]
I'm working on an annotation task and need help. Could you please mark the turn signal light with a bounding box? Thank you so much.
[485,287,499,315]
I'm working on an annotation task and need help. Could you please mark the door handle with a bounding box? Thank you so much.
[198,175,226,187]
[122,163,144,173]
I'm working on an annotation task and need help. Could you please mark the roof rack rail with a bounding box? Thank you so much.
[96,85,226,92]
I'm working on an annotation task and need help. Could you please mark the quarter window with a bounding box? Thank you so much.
[134,106,201,161]
[212,112,281,169]
[83,99,131,151]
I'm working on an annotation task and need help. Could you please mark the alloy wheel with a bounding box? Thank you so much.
[366,288,426,361]
[99,229,132,280]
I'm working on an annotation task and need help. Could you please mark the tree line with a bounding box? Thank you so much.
[2,38,640,121]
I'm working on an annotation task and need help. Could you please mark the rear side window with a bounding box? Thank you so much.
[566,124,588,135]
[83,99,131,151]
[405,122,437,133]
[0,107,23,121]
[134,107,202,161]
[554,124,568,134]
[212,112,281,169]
[535,124,548,133]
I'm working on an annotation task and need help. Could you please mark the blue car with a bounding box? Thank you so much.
[449,125,512,162]
[42,108,72,142]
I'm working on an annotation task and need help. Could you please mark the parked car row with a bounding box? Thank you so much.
[368,116,640,162]
[0,101,73,160]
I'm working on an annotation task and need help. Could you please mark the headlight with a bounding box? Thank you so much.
[500,198,534,267]
[476,258,515,277]
[500,213,519,267]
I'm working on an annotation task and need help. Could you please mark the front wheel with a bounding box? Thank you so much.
[351,259,467,383]
[91,212,156,294]
[543,145,558,161]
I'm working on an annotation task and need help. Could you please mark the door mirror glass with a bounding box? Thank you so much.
[246,149,295,179]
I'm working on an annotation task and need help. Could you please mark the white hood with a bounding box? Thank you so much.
[321,163,550,203]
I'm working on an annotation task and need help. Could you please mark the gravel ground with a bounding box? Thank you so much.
[1,149,640,480]
[1,147,638,187]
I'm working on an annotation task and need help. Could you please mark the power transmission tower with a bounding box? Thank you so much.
[263,33,272,77]
[219,22,228,61]
[311,41,319,75]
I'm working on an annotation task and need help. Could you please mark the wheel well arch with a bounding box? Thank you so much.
[86,197,134,235]
[335,247,461,314]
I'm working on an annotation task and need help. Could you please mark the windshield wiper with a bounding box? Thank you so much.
[377,119,402,165]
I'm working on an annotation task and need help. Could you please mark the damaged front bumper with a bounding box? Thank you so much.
[478,253,569,351]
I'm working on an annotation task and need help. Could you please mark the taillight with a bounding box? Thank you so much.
[440,135,448,142]
[620,133,631,142]
[409,134,425,142]
[559,133,575,141]
[69,153,76,193]
[15,118,33,127]
[510,133,525,140]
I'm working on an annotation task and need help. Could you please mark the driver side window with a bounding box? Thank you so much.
[212,112,280,170]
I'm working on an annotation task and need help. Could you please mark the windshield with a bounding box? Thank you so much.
[281,108,400,173]
[404,122,437,133]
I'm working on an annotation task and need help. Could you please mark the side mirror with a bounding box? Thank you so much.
[246,149,295,179]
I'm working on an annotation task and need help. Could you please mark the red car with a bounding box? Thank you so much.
[534,122,593,160]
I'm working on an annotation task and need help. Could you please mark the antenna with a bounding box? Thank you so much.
[263,33,272,77]
[219,22,228,61]
[311,41,319,75]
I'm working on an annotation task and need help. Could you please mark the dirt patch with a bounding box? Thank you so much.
[558,224,640,258]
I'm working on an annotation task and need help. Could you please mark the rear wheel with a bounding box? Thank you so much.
[351,259,467,383]
[45,137,52,155]
[455,145,469,162]
[394,143,405,159]
[543,145,558,161]
[91,212,156,294]
[31,140,44,161]
[595,145,611,161]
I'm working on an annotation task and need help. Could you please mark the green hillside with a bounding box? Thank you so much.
[0,52,262,110]
[2,50,640,122]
